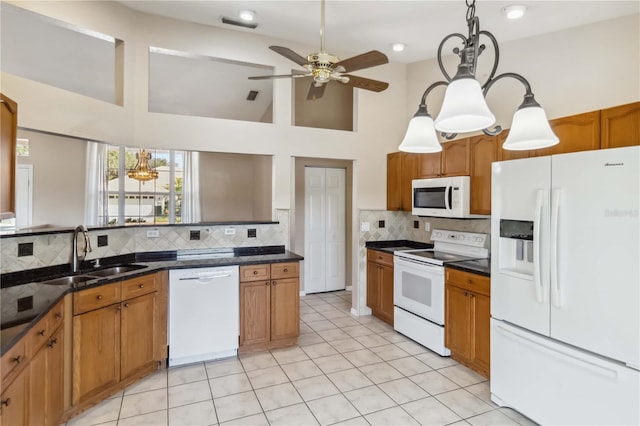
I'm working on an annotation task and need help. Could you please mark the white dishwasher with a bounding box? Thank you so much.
[169,266,239,366]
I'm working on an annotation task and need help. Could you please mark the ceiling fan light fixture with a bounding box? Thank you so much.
[503,5,527,20]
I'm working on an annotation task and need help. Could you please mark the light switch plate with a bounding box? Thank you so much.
[424,222,431,232]
[146,230,159,238]
[360,222,370,232]
[224,228,235,235]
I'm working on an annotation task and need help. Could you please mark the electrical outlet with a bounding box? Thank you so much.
[360,222,370,232]
[190,230,201,240]
[224,228,235,235]
[424,222,431,232]
[378,220,385,228]
[248,228,257,238]
[97,235,108,247]
[413,221,419,229]
[146,230,159,238]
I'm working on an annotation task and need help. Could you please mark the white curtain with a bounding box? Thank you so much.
[182,151,201,223]
[84,142,108,226]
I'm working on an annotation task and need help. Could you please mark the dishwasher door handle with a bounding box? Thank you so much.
[178,273,233,281]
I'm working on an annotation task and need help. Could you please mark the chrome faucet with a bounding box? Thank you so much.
[71,225,92,273]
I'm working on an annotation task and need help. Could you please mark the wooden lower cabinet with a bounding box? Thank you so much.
[0,366,28,426]
[239,262,300,351]
[71,272,165,408]
[73,304,121,404]
[366,250,394,325]
[444,268,490,378]
[30,325,65,426]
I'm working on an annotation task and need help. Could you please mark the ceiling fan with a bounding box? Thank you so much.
[248,0,389,101]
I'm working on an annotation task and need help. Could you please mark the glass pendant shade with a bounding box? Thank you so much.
[435,78,496,133]
[398,115,443,153]
[503,106,559,150]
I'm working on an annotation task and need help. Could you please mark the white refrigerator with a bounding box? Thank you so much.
[490,146,640,425]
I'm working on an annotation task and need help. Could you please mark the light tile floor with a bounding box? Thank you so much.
[66,290,536,426]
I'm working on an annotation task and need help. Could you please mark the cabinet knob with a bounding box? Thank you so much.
[1,398,10,407]
[464,291,469,297]
[116,305,122,311]
[97,295,103,300]
[283,268,288,272]
[124,303,129,308]
[38,329,46,336]
[467,279,473,284]
[11,355,21,364]
[48,338,58,348]
[265,282,270,286]
[54,312,62,319]
[253,270,258,275]
[272,281,276,286]
[139,284,144,288]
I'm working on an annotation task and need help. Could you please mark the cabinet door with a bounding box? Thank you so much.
[29,346,47,426]
[600,102,640,148]
[534,110,601,156]
[441,138,470,176]
[73,304,120,404]
[0,93,17,217]
[401,153,418,211]
[0,366,28,426]
[240,281,271,346]
[386,152,402,210]
[445,286,471,360]
[271,278,300,341]
[366,262,380,312]
[471,293,491,377]
[46,327,65,426]
[469,135,498,215]
[121,293,157,380]
[417,152,442,178]
[378,264,395,325]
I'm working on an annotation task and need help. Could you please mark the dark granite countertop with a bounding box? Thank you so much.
[1,246,303,355]
[365,240,434,254]
[446,258,491,277]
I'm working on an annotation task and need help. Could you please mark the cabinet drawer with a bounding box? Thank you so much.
[1,336,28,382]
[271,262,299,279]
[445,268,490,296]
[240,264,270,282]
[74,282,121,315]
[122,274,158,300]
[367,249,394,267]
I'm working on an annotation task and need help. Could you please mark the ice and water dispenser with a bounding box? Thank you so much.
[498,219,535,276]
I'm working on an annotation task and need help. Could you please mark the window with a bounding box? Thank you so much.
[104,146,184,226]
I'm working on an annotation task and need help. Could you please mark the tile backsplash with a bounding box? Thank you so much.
[0,209,290,274]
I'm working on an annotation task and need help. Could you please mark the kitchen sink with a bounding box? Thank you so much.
[89,264,148,277]
[40,275,97,286]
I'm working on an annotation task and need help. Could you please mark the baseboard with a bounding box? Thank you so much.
[350,307,359,316]
[345,285,352,291]
[299,291,306,297]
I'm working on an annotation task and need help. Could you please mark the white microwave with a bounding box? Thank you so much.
[412,176,487,218]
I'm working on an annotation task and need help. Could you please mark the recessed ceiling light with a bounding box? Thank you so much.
[391,43,406,52]
[502,5,527,20]
[239,10,256,22]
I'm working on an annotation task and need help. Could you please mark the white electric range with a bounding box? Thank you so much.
[393,229,489,356]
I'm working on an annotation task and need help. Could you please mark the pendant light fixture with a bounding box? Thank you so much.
[399,0,558,153]
[127,149,159,182]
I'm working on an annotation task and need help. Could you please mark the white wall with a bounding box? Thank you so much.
[406,14,640,135]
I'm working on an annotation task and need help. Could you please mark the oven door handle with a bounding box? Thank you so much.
[394,256,445,273]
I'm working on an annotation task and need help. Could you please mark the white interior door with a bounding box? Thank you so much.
[304,167,345,294]
[15,164,33,229]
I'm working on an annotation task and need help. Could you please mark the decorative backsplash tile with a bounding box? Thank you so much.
[0,209,290,274]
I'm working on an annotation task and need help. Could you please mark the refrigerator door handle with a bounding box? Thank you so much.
[551,188,562,308]
[534,189,546,304]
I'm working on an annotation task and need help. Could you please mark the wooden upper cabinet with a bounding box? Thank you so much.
[401,153,418,211]
[386,152,402,211]
[534,110,601,156]
[441,138,470,176]
[1,93,17,218]
[600,102,640,149]
[417,152,442,178]
[469,135,498,215]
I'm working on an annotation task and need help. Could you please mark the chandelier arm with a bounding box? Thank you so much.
[482,126,503,136]
[441,132,458,140]
[419,80,449,105]
[478,30,500,89]
[437,33,468,82]
[484,72,534,97]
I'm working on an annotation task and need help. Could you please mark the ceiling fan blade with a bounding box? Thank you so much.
[334,50,388,73]
[306,83,326,101]
[344,75,389,92]
[249,73,311,80]
[269,46,309,67]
